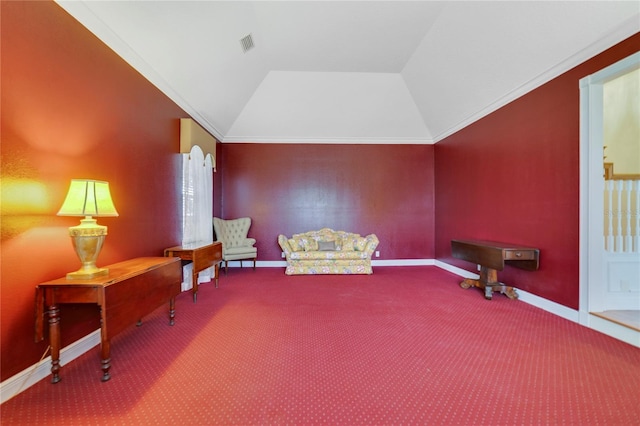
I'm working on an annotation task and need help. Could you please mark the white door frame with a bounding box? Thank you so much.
[579,52,640,345]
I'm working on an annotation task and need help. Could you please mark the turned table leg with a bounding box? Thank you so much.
[214,264,220,288]
[99,306,111,382]
[47,304,62,383]
[191,265,200,303]
[169,298,176,326]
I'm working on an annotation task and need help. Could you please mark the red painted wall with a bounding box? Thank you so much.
[1,2,186,380]
[2,0,637,385]
[434,33,640,309]
[219,143,435,261]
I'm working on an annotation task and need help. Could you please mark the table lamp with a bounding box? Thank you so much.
[57,179,119,279]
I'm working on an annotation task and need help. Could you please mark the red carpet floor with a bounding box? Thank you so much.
[2,266,639,425]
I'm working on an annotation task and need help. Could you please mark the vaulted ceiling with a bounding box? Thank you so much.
[57,1,639,144]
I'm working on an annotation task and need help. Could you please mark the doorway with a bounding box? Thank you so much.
[579,52,640,346]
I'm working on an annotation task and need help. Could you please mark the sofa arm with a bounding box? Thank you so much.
[278,235,292,258]
[363,234,379,257]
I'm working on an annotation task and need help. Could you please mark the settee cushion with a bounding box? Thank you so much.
[340,238,354,251]
[339,236,367,251]
[303,239,318,251]
[354,237,367,251]
[318,241,336,251]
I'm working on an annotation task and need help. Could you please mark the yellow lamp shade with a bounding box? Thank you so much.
[57,179,118,217]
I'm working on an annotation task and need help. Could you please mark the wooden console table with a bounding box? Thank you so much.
[451,239,540,300]
[35,257,181,383]
[164,242,222,302]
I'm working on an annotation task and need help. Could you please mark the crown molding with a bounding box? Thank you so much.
[221,136,434,144]
[433,15,640,143]
[57,1,638,146]
[55,1,225,142]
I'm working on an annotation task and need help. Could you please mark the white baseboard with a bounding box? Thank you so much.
[373,259,435,266]
[0,329,100,404]
[5,259,635,403]
[434,260,580,321]
[434,260,638,347]
[433,260,478,279]
[249,259,436,268]
[246,259,584,326]
[255,260,287,268]
[516,288,580,322]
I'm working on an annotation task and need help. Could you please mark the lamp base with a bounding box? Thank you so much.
[66,267,109,280]
[66,217,109,280]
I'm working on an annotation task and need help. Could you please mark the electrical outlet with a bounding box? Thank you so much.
[375,251,380,258]
[281,252,285,258]
[477,264,481,271]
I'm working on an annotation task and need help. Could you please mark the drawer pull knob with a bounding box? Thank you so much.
[515,252,522,257]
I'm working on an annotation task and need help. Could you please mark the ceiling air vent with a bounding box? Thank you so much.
[240,34,254,53]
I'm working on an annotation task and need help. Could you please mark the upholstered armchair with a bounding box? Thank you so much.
[213,217,257,274]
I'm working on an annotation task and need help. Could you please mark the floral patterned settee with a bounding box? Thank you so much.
[278,228,379,275]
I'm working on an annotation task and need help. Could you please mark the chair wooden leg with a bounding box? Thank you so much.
[253,258,256,270]
[224,260,228,275]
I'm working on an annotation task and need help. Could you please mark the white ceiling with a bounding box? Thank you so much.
[56,1,639,144]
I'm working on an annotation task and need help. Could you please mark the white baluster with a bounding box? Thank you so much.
[633,180,640,253]
[616,180,623,253]
[624,180,632,252]
[606,180,614,252]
